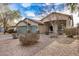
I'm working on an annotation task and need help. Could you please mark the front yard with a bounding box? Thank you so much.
[0,34,78,56]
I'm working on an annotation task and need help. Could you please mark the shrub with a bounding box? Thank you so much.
[18,32,39,45]
[64,27,77,38]
[6,29,16,33]
[17,25,40,45]
[18,30,40,45]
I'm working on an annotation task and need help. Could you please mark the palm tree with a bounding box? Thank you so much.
[67,3,77,13]
[66,3,79,37]
[66,3,78,26]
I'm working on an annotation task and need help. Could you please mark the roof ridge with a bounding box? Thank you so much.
[41,12,72,21]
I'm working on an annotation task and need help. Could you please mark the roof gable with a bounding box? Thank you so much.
[41,12,73,22]
[22,18,43,24]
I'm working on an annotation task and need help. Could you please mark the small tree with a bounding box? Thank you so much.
[0,4,21,34]
[0,10,21,34]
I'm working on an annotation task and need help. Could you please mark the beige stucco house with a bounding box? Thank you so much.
[16,18,43,30]
[16,12,73,34]
[39,12,73,34]
[16,18,43,26]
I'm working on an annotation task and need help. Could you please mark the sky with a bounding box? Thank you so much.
[9,3,65,19]
[9,3,79,26]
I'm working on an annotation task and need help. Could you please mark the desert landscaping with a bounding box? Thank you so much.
[0,33,78,56]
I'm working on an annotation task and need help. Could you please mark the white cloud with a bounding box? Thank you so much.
[25,11,35,17]
[45,3,62,6]
[25,11,44,20]
[54,3,62,5]
[31,15,44,20]
[27,13,35,17]
[32,17,42,20]
[58,10,71,15]
[21,3,31,8]
[45,3,51,5]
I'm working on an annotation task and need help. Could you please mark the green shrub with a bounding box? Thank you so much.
[64,27,77,38]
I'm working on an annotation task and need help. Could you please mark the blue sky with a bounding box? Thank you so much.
[9,3,65,20]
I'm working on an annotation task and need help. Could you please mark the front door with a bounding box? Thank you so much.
[49,25,53,33]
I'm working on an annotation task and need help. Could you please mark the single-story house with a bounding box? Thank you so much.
[16,18,43,33]
[39,12,73,34]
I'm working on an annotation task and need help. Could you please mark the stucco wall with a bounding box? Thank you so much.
[38,24,48,33]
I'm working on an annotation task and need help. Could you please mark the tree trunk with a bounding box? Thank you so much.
[3,18,6,34]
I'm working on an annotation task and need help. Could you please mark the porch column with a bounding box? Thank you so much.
[66,20,70,28]
[53,23,58,34]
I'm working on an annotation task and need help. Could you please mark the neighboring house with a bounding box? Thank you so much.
[16,18,43,33]
[6,18,25,31]
[16,18,43,27]
[16,12,73,34]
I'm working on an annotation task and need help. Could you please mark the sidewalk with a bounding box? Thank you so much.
[0,33,12,40]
